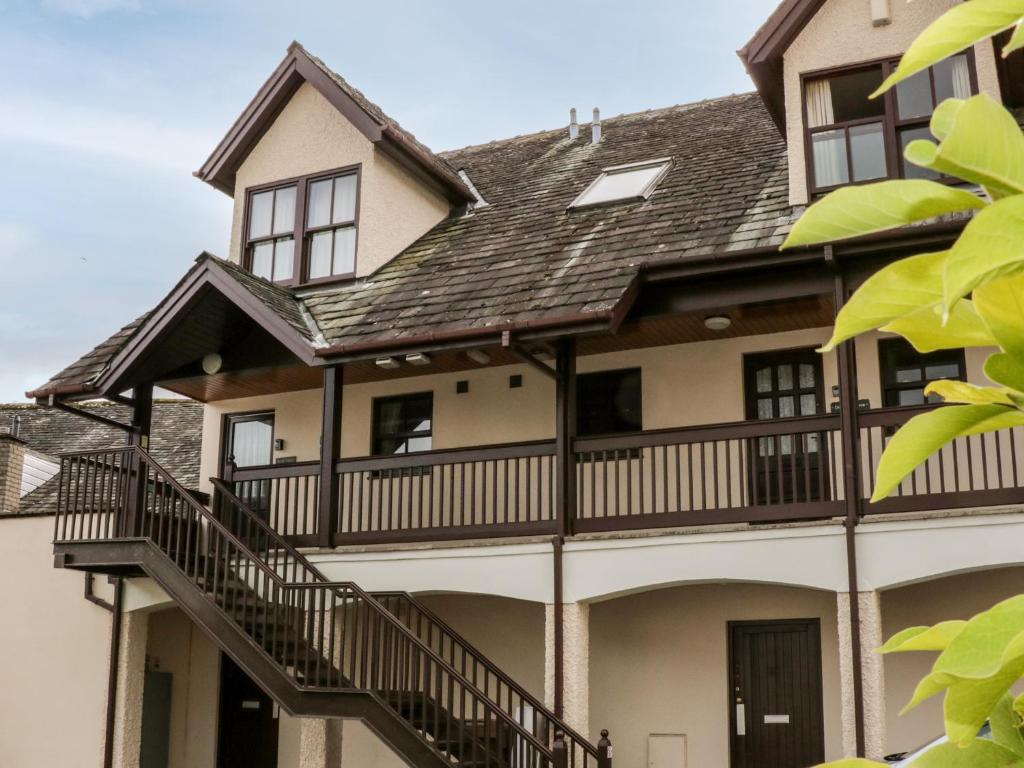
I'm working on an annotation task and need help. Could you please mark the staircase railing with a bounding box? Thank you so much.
[56,447,604,767]
[210,478,606,768]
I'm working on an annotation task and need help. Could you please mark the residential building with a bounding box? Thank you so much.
[14,0,1024,766]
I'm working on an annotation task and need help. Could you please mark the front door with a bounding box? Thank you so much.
[744,349,827,505]
[222,412,275,519]
[217,655,279,768]
[729,620,824,768]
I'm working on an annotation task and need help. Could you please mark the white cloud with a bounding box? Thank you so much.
[0,94,214,174]
[41,0,141,19]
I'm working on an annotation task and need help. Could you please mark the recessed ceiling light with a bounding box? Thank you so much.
[466,349,491,365]
[704,315,732,331]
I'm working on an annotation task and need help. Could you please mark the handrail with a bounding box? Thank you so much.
[336,438,557,474]
[230,460,320,482]
[857,404,941,428]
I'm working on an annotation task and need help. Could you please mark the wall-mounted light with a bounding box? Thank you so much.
[375,357,400,370]
[405,352,431,366]
[202,353,223,375]
[466,349,490,365]
[703,315,732,331]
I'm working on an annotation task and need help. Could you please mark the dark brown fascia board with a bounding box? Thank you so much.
[194,45,473,204]
[84,256,318,399]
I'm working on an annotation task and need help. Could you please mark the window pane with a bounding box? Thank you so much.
[896,366,922,384]
[576,369,642,435]
[898,389,926,406]
[308,179,332,228]
[812,129,849,188]
[800,394,817,416]
[333,175,357,223]
[251,242,273,280]
[777,364,793,391]
[309,231,332,279]
[778,395,795,418]
[755,367,772,393]
[572,163,667,207]
[900,126,940,179]
[757,398,774,420]
[896,69,934,119]
[926,362,961,380]
[231,418,273,467]
[799,364,816,389]
[272,186,296,235]
[272,238,293,282]
[826,68,885,123]
[249,191,274,239]
[405,436,432,453]
[849,122,887,181]
[933,54,972,101]
[332,228,356,275]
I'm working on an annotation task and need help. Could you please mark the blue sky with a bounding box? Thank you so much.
[0,0,771,402]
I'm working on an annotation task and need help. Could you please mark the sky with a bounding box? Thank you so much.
[0,0,771,403]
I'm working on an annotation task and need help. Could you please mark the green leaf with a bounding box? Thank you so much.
[781,181,986,250]
[820,251,995,352]
[908,738,1024,767]
[882,621,968,653]
[975,274,1024,363]
[1014,692,1024,718]
[946,660,1024,745]
[944,195,1024,311]
[986,353,1024,392]
[872,0,1024,95]
[1005,23,1024,56]
[903,94,1024,199]
[991,694,1024,758]
[872,405,1024,501]
[812,761,888,768]
[925,380,1016,406]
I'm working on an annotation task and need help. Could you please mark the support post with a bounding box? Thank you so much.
[545,601,589,737]
[125,383,153,537]
[833,271,866,757]
[111,609,148,768]
[552,731,568,768]
[598,729,613,768]
[552,535,564,718]
[838,591,886,759]
[318,366,343,548]
[554,340,576,538]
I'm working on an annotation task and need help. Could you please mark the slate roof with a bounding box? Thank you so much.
[31,82,799,399]
[0,400,204,516]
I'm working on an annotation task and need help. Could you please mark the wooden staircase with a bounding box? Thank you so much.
[53,446,609,768]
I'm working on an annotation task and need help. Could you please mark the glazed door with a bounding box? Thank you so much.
[217,655,279,768]
[222,412,275,519]
[729,620,824,768]
[744,349,827,506]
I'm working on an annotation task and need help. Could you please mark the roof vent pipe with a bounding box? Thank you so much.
[569,108,579,140]
[591,108,601,144]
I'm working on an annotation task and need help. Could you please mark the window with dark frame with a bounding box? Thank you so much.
[576,368,642,437]
[879,338,966,408]
[372,392,433,455]
[804,53,975,194]
[243,166,360,286]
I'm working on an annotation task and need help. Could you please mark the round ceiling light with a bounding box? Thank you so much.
[704,315,732,331]
[202,352,223,375]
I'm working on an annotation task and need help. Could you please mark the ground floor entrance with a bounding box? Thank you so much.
[217,654,279,768]
[728,619,825,768]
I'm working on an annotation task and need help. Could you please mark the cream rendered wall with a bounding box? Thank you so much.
[590,583,844,768]
[881,567,1024,755]
[229,82,450,278]
[0,515,113,767]
[784,0,1004,206]
[145,608,221,768]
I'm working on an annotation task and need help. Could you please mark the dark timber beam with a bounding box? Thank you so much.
[503,332,560,381]
[554,340,576,539]
[319,366,343,548]
[51,399,134,433]
[833,267,866,758]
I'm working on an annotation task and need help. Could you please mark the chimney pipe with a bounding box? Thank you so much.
[569,108,578,140]
[0,434,26,515]
[591,107,601,144]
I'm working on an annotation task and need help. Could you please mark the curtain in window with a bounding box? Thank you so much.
[951,55,972,99]
[231,420,273,467]
[805,79,835,128]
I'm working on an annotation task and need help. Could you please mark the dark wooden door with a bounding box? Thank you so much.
[744,349,827,505]
[217,655,279,768]
[729,620,824,768]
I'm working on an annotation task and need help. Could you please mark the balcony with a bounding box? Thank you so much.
[220,405,1024,548]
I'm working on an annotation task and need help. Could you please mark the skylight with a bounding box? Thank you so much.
[569,158,672,210]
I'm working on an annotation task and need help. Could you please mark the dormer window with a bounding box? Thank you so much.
[804,54,975,194]
[243,165,361,286]
[569,158,672,210]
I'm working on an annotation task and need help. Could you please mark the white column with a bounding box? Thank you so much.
[837,591,886,760]
[299,718,344,767]
[112,610,149,768]
[544,602,590,738]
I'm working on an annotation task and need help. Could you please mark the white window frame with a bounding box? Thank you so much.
[568,157,673,210]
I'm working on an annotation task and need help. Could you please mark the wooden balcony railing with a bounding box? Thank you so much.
[224,410,1024,547]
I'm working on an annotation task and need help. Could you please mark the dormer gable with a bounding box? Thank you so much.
[740,0,1007,206]
[197,43,474,282]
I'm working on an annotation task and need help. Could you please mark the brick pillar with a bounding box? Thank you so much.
[299,718,343,767]
[838,591,886,760]
[0,434,26,515]
[112,609,149,768]
[545,602,589,738]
